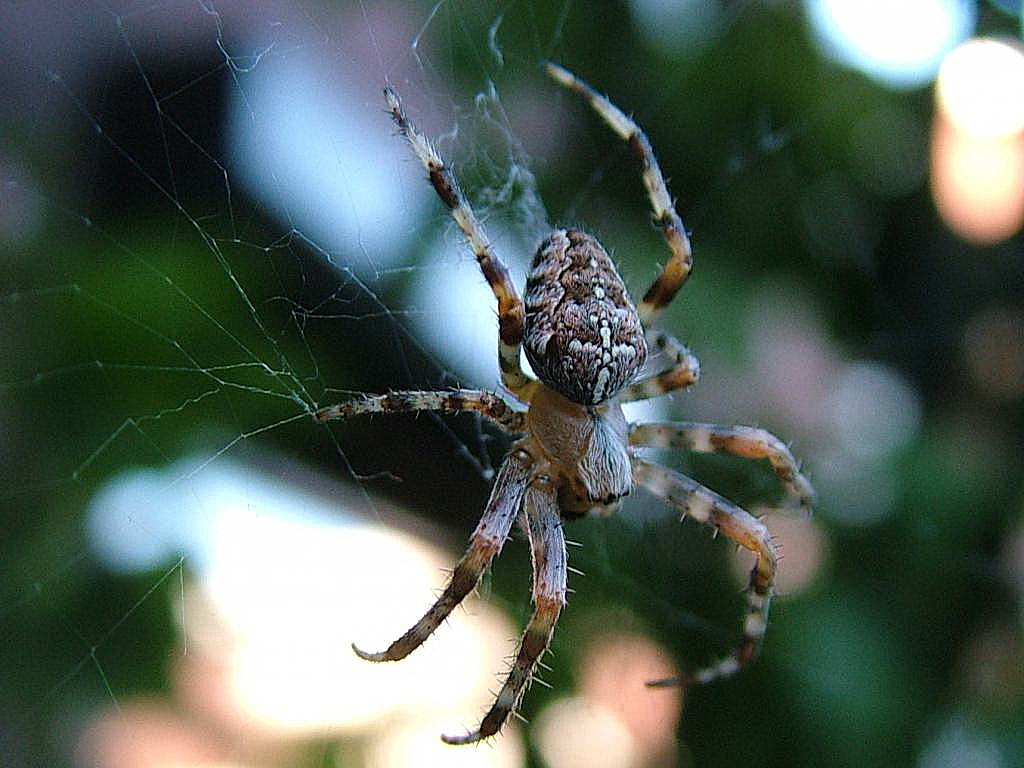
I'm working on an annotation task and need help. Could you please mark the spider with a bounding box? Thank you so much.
[316,62,815,745]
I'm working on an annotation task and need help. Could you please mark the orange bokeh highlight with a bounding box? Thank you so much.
[931,38,1024,245]
[533,630,682,768]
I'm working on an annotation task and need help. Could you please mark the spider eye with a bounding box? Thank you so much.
[524,229,647,404]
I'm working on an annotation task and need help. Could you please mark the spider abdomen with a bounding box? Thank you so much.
[523,228,647,405]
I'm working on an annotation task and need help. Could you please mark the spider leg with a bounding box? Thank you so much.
[315,388,526,433]
[629,422,816,511]
[443,476,566,744]
[617,331,700,403]
[384,87,536,400]
[546,62,692,327]
[352,448,532,662]
[631,457,777,687]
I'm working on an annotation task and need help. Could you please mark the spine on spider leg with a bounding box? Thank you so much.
[443,593,563,745]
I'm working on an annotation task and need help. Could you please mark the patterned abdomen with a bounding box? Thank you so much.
[524,229,647,404]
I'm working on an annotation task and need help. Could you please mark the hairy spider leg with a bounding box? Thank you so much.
[384,87,536,400]
[315,389,526,433]
[629,422,816,511]
[617,331,701,403]
[545,62,693,328]
[351,449,532,662]
[631,458,777,687]
[329,72,816,745]
[443,477,567,744]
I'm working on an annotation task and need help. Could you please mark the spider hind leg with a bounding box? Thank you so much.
[443,479,566,744]
[618,331,701,403]
[629,421,816,511]
[351,449,531,662]
[631,457,777,688]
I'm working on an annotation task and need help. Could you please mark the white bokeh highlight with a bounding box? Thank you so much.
[806,0,974,89]
[85,457,520,757]
[226,51,430,273]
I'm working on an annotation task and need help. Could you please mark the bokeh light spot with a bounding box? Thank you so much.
[829,360,921,461]
[932,38,1024,244]
[919,717,1006,768]
[533,631,681,768]
[963,306,1024,401]
[736,512,828,595]
[806,0,974,89]
[936,38,1024,137]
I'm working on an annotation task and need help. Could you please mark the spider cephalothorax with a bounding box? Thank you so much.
[316,63,815,744]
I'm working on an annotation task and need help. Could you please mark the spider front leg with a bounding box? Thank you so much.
[351,448,531,663]
[631,457,777,687]
[547,62,692,327]
[618,331,700,403]
[315,388,526,433]
[629,421,816,510]
[443,476,566,745]
[384,87,536,400]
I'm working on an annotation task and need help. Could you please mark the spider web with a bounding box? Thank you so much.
[0,2,861,765]
[0,3,590,763]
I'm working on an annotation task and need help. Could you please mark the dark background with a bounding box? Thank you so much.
[1,1,1022,766]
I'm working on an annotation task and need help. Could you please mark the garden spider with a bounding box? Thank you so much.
[316,62,815,744]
